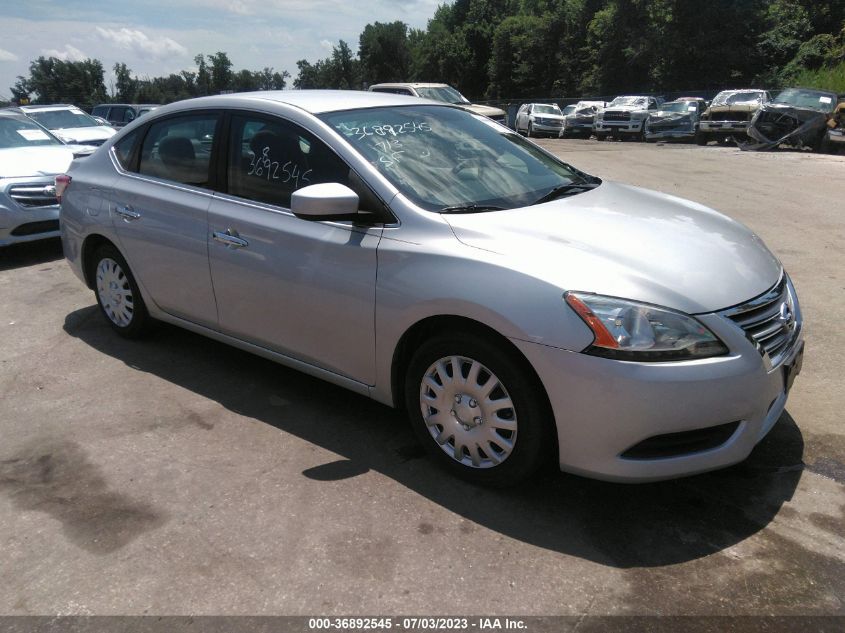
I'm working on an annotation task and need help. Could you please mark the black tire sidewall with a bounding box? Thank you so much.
[404,333,552,486]
[91,244,149,338]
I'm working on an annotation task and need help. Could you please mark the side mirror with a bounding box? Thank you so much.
[291,182,360,220]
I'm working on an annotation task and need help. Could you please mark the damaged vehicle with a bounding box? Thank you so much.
[644,98,708,142]
[594,95,662,141]
[560,101,605,138]
[745,88,842,153]
[698,90,770,145]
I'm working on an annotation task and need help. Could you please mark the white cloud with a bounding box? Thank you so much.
[0,48,18,62]
[42,45,88,62]
[320,39,333,50]
[95,27,188,60]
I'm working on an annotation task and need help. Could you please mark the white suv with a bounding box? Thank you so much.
[369,83,507,125]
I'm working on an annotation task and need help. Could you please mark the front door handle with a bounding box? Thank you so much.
[213,228,249,249]
[115,204,141,221]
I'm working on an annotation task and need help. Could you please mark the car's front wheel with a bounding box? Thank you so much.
[404,334,551,485]
[91,244,150,338]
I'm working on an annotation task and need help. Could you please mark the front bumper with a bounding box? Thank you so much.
[644,123,696,140]
[0,178,61,247]
[595,120,644,134]
[825,128,845,144]
[531,122,563,134]
[700,121,749,134]
[511,281,804,482]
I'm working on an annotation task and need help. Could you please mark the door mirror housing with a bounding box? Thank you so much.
[291,183,360,220]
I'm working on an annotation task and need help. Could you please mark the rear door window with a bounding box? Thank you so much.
[138,114,219,188]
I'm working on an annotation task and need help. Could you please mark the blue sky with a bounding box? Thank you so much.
[0,0,442,100]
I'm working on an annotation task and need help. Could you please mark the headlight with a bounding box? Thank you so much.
[564,292,729,361]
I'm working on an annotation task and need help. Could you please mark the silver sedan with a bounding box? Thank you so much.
[58,91,804,484]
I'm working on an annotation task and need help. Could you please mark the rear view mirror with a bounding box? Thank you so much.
[291,183,360,220]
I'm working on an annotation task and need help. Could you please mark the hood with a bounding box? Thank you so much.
[443,181,781,314]
[650,110,693,120]
[707,103,761,114]
[532,113,565,121]
[52,126,116,144]
[0,145,75,178]
[461,103,506,118]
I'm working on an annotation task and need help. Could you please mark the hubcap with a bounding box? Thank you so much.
[96,258,134,327]
[419,355,517,469]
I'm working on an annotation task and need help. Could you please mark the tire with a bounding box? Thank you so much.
[596,133,607,142]
[696,132,708,146]
[814,134,831,154]
[90,243,150,338]
[404,333,552,486]
[527,123,534,138]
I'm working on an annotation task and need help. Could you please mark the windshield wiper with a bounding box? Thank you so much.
[439,204,506,214]
[531,179,601,206]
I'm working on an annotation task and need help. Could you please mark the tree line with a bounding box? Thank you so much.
[9,52,289,110]
[298,0,845,98]
[7,0,845,111]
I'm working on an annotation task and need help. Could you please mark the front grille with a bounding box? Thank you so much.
[78,139,106,146]
[603,111,630,122]
[489,115,506,124]
[573,115,594,124]
[621,421,741,460]
[9,184,59,208]
[711,111,751,122]
[10,220,60,236]
[722,275,799,367]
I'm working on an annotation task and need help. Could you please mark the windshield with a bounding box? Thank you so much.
[712,91,765,106]
[659,101,695,113]
[772,88,836,113]
[609,96,647,108]
[563,105,576,116]
[533,104,561,115]
[0,117,62,149]
[320,105,588,212]
[415,86,470,105]
[27,108,101,130]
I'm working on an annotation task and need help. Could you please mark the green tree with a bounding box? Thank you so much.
[359,21,411,84]
[22,56,107,109]
[113,62,137,102]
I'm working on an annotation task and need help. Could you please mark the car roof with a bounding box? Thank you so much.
[370,83,450,89]
[94,103,160,108]
[151,90,442,115]
[18,104,84,112]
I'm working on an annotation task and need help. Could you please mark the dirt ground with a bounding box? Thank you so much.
[0,139,843,618]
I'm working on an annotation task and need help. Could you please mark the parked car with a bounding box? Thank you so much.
[594,95,663,140]
[560,100,606,138]
[5,104,117,146]
[514,103,565,137]
[368,83,507,125]
[644,98,708,142]
[0,112,94,246]
[59,90,803,485]
[698,89,770,145]
[745,88,841,153]
[92,103,160,129]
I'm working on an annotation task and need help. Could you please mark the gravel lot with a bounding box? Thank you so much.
[1,140,843,617]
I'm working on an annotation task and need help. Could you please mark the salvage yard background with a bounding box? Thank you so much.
[1,140,843,615]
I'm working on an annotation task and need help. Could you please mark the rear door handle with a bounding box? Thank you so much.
[213,228,249,249]
[115,204,140,221]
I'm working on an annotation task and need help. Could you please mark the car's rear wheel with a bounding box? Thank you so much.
[696,132,708,146]
[404,333,551,486]
[596,133,607,141]
[91,244,150,338]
